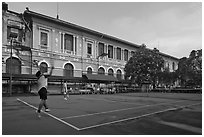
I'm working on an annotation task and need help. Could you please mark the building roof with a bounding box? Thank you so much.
[23,9,179,61]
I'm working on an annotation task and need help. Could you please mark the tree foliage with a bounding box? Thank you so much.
[176,49,202,87]
[158,68,178,86]
[124,46,164,86]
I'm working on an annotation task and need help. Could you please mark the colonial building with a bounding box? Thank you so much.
[2,3,179,93]
[24,7,178,75]
[2,3,32,75]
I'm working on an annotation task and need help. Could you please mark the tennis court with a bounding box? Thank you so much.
[2,92,202,135]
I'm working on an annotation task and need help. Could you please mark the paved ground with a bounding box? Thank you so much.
[2,93,202,135]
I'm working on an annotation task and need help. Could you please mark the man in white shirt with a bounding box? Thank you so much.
[35,66,54,118]
[63,81,69,100]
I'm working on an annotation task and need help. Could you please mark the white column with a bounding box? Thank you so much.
[94,41,96,58]
[51,29,55,52]
[82,37,85,57]
[62,33,64,53]
[122,49,124,61]
[114,47,116,59]
[59,32,61,53]
[96,42,98,57]
[121,49,123,60]
[91,41,94,58]
[38,27,40,47]
[128,51,131,60]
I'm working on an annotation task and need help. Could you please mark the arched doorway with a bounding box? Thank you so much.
[87,67,92,74]
[98,67,105,75]
[108,68,114,76]
[64,63,74,77]
[6,57,21,74]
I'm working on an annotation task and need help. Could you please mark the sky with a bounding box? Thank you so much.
[6,1,202,59]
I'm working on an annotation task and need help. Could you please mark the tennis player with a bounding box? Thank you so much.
[35,66,54,118]
[63,81,70,100]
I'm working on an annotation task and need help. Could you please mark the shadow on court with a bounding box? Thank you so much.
[2,93,202,135]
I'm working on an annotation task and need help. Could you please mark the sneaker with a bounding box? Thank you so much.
[45,108,50,112]
[36,110,41,118]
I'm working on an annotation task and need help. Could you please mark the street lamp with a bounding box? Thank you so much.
[8,28,18,96]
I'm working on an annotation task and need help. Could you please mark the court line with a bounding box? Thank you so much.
[78,96,122,103]
[16,98,80,131]
[60,99,190,119]
[78,102,202,131]
[157,120,202,134]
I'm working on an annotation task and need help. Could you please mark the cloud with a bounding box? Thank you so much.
[108,16,157,44]
[155,35,202,58]
[106,3,201,58]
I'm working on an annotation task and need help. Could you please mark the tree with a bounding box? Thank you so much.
[177,49,202,87]
[124,46,164,87]
[176,57,188,86]
[158,68,178,87]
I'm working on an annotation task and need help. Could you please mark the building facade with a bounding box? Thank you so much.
[2,3,179,85]
[2,3,32,76]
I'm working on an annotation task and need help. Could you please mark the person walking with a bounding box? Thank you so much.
[35,66,54,118]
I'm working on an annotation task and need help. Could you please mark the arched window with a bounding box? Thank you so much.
[98,67,105,75]
[87,67,92,74]
[6,57,21,74]
[108,68,114,76]
[116,69,122,80]
[64,63,74,77]
[39,62,48,73]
